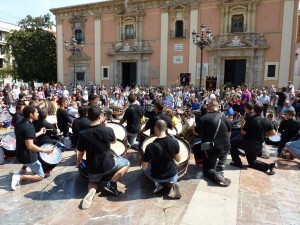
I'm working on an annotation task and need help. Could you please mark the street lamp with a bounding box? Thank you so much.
[64,35,83,89]
[192,24,213,91]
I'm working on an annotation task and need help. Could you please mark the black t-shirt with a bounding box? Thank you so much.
[33,119,58,146]
[77,124,116,174]
[278,118,300,143]
[143,136,179,180]
[15,118,38,164]
[123,104,144,133]
[56,108,72,134]
[194,111,232,152]
[144,112,173,135]
[12,113,23,126]
[276,91,288,107]
[242,114,273,145]
[72,116,90,146]
[3,97,11,106]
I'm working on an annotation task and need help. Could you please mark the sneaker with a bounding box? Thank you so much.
[238,149,246,157]
[104,182,122,196]
[229,161,243,169]
[82,188,96,210]
[214,172,231,187]
[216,164,225,172]
[11,174,20,191]
[153,183,163,194]
[17,168,27,175]
[170,183,182,199]
[268,163,276,175]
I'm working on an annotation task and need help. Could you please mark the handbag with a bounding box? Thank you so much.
[201,114,222,152]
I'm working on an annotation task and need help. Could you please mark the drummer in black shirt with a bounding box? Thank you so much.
[77,106,130,209]
[141,119,181,198]
[11,105,53,191]
[140,101,173,135]
[230,103,277,174]
[120,94,144,149]
[72,106,90,147]
[12,100,26,126]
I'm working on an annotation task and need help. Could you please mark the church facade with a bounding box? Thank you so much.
[50,0,299,89]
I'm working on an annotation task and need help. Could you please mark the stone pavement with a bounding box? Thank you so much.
[0,144,299,225]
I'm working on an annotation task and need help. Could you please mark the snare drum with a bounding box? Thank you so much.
[1,132,16,157]
[141,135,191,179]
[112,106,124,117]
[78,139,127,181]
[39,143,62,172]
[138,124,150,150]
[266,133,281,146]
[106,122,127,142]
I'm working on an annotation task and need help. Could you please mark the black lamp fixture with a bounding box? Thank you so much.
[192,24,213,91]
[64,35,84,89]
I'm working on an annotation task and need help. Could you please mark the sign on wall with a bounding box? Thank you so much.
[173,56,183,64]
[174,44,183,51]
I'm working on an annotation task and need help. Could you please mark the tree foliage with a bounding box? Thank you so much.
[4,14,57,83]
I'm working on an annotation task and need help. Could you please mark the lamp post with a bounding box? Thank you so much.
[192,24,213,91]
[64,35,83,90]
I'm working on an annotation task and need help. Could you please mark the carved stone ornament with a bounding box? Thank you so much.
[121,43,133,52]
[226,36,246,47]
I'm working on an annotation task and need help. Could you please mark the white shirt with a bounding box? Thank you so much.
[258,95,270,104]
[12,88,20,100]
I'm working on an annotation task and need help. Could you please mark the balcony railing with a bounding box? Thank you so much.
[170,29,188,39]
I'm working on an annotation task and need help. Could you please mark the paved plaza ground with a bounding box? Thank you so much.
[0,142,299,225]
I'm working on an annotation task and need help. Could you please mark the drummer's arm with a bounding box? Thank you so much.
[174,153,181,163]
[76,150,85,167]
[141,161,149,170]
[119,118,126,125]
[36,127,46,137]
[266,129,276,137]
[25,139,52,154]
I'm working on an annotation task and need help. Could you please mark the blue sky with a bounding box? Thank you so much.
[0,0,105,24]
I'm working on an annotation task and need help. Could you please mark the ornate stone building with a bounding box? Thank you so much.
[50,0,299,88]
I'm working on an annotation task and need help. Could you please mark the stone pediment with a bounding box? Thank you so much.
[219,36,257,48]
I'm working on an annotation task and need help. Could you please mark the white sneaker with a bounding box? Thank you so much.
[82,188,96,209]
[11,174,20,191]
[170,183,182,199]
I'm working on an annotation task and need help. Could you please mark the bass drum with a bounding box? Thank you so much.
[39,144,62,173]
[0,131,16,157]
[106,122,127,143]
[141,135,191,179]
[78,139,127,181]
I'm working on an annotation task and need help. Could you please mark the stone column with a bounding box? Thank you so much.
[279,0,295,87]
[189,4,199,85]
[94,14,101,85]
[160,8,168,85]
[56,19,64,84]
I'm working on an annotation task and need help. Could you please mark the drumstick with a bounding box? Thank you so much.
[46,129,53,131]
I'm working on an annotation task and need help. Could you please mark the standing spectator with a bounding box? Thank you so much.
[12,84,20,101]
[37,87,45,100]
[276,87,288,116]
[286,81,295,94]
[239,83,251,116]
[258,91,270,117]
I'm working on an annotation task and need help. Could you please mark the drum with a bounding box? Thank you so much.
[38,143,62,172]
[78,139,127,180]
[141,135,191,179]
[106,122,127,142]
[0,112,12,128]
[167,127,178,136]
[266,133,281,145]
[179,123,194,144]
[46,115,57,124]
[111,106,124,117]
[138,124,150,150]
[0,132,16,157]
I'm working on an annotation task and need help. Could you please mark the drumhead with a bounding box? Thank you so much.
[167,127,177,135]
[46,115,57,124]
[9,106,16,115]
[141,124,150,136]
[269,133,281,142]
[111,140,126,156]
[39,144,62,164]
[175,123,183,134]
[1,132,16,151]
[142,136,190,163]
[106,122,126,140]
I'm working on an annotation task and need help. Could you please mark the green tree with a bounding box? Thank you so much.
[4,14,57,83]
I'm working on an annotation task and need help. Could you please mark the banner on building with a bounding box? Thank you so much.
[179,73,190,86]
